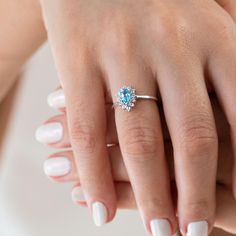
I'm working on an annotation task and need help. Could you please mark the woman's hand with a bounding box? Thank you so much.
[40,90,236,234]
[38,0,236,235]
[216,0,236,22]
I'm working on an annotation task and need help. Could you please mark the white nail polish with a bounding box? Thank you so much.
[35,122,63,144]
[150,219,172,236]
[187,221,208,236]
[44,157,71,177]
[71,187,86,203]
[92,202,108,226]
[47,89,65,109]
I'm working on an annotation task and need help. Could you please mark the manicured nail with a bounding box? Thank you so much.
[150,219,172,236]
[187,221,208,236]
[35,122,63,144]
[71,187,86,203]
[44,157,71,177]
[92,202,108,226]
[47,89,65,109]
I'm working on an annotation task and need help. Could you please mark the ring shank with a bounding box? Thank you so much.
[113,94,158,109]
[136,95,158,101]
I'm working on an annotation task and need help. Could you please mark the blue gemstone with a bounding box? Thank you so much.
[119,88,133,105]
[117,86,136,111]
[121,88,132,104]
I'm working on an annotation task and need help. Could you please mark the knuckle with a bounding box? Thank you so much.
[103,29,134,59]
[121,122,160,161]
[101,13,135,58]
[217,22,236,43]
[140,197,167,211]
[178,115,217,156]
[70,122,97,153]
[209,16,236,52]
[155,14,193,47]
[184,199,210,217]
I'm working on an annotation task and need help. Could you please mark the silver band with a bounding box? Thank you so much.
[106,143,117,147]
[136,95,158,101]
[113,95,158,107]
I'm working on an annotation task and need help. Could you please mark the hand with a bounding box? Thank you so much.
[0,1,235,234]
[42,89,236,234]
[38,0,236,235]
[216,0,236,22]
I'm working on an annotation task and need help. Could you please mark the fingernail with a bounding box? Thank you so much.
[44,157,71,177]
[150,219,172,236]
[187,221,208,236]
[35,122,63,144]
[92,202,108,226]
[47,89,65,109]
[71,187,86,203]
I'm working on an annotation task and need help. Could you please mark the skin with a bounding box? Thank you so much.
[0,0,46,102]
[0,0,235,235]
[39,0,236,234]
[44,94,236,234]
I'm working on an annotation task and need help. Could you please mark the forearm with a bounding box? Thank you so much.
[0,0,46,102]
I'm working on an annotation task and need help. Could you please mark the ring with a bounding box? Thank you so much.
[106,143,117,147]
[113,86,158,112]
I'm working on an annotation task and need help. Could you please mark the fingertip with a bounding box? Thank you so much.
[149,218,173,236]
[92,201,109,226]
[43,157,71,177]
[179,219,213,236]
[72,186,86,203]
[47,89,65,109]
[35,122,63,144]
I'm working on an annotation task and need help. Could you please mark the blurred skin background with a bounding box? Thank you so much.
[0,1,234,235]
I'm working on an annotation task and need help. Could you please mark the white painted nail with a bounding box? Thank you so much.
[35,122,63,144]
[150,219,172,236]
[71,187,86,203]
[47,89,65,109]
[187,221,208,236]
[44,157,71,177]
[92,202,108,226]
